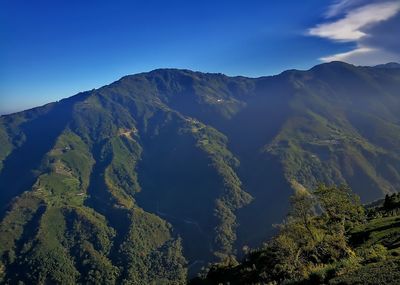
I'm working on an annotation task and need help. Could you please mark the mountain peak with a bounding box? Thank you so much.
[309,61,354,71]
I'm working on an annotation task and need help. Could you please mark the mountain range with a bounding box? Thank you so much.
[1,61,400,284]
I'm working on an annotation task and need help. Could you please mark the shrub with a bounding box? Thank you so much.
[357,244,388,263]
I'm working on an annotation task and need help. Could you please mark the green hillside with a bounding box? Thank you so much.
[192,188,400,285]
[0,62,400,283]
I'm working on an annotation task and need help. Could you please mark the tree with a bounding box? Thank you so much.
[288,182,317,242]
[266,184,321,280]
[314,184,365,233]
[273,184,365,274]
[383,193,400,211]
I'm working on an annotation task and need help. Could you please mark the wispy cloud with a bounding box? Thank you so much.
[310,2,400,41]
[320,47,374,62]
[308,0,400,65]
[324,0,364,18]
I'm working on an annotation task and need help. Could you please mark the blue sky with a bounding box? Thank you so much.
[1,0,399,114]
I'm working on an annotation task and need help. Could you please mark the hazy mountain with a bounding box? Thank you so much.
[374,62,400,69]
[1,61,400,283]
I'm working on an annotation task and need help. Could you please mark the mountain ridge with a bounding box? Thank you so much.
[1,61,400,283]
[3,60,394,117]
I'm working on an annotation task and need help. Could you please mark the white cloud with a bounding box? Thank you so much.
[309,1,400,41]
[324,0,364,18]
[308,0,400,65]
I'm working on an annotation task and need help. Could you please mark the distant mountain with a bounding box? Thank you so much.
[374,62,400,69]
[1,62,400,283]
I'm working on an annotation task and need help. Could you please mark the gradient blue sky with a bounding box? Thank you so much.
[1,0,399,114]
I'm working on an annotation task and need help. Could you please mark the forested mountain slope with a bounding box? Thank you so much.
[0,62,400,283]
[192,187,400,285]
